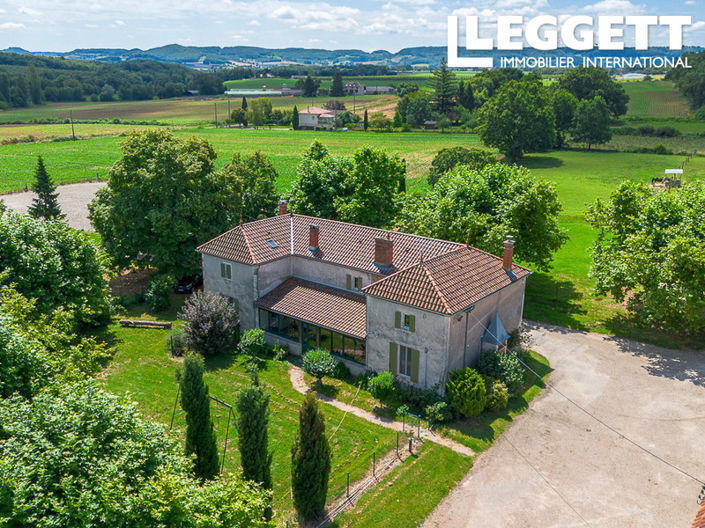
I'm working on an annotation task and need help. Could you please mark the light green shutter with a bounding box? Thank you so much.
[389,343,398,375]
[410,348,420,383]
[408,315,416,332]
[220,262,225,277]
[394,311,401,328]
[346,274,352,290]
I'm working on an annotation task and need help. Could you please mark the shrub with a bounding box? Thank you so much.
[396,382,441,415]
[144,275,173,312]
[178,292,240,356]
[425,401,454,426]
[396,403,410,419]
[477,350,525,397]
[302,348,337,380]
[446,368,486,417]
[238,328,267,357]
[654,126,679,137]
[427,146,496,186]
[332,360,351,380]
[366,371,395,398]
[272,342,288,361]
[483,376,510,412]
[651,143,673,155]
[167,330,187,357]
[637,125,655,136]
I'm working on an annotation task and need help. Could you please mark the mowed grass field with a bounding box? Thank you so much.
[0,94,397,125]
[0,122,164,141]
[623,80,690,117]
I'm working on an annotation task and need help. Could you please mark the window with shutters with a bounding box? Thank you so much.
[394,311,416,332]
[220,262,232,280]
[398,345,412,378]
[346,274,363,292]
[354,277,363,291]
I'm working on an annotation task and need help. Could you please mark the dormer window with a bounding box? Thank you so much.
[266,238,278,249]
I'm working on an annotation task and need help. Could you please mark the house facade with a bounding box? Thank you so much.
[197,205,531,389]
[297,106,337,130]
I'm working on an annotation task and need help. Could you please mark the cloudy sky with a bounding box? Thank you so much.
[0,0,702,52]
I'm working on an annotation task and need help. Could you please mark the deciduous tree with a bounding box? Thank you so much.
[558,66,629,116]
[220,151,279,221]
[552,88,578,148]
[570,95,612,150]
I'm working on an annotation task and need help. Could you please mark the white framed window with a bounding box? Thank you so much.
[398,345,412,378]
[394,311,416,332]
[220,262,232,280]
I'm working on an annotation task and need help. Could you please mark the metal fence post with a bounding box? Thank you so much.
[408,436,413,454]
[347,472,350,498]
[396,432,399,457]
[373,452,376,476]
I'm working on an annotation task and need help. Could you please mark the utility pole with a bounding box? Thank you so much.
[69,110,76,141]
[214,103,218,128]
[227,96,231,122]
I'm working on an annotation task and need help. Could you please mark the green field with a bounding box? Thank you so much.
[0,95,396,125]
[623,80,690,117]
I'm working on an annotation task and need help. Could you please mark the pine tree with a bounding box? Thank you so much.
[179,353,219,481]
[432,56,457,116]
[241,96,248,110]
[28,65,42,105]
[393,108,403,128]
[331,69,344,97]
[28,156,63,221]
[291,393,331,520]
[292,105,299,130]
[363,109,369,131]
[303,75,317,98]
[236,371,273,519]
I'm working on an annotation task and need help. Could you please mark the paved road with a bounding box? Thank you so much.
[1,181,106,231]
[423,321,705,528]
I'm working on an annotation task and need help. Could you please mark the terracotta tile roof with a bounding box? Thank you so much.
[198,214,531,314]
[693,502,705,528]
[363,246,531,314]
[255,278,366,338]
[298,106,327,115]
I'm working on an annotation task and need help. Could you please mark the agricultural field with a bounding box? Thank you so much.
[622,80,690,117]
[0,122,162,143]
[101,299,472,524]
[0,94,396,125]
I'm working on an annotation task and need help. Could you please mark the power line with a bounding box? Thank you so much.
[468,311,705,487]
[503,434,591,527]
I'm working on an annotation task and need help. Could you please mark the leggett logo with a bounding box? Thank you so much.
[448,15,693,69]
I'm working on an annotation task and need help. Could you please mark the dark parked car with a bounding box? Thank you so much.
[174,273,203,294]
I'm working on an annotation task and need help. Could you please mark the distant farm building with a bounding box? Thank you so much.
[298,106,338,130]
[344,82,394,96]
[224,83,302,98]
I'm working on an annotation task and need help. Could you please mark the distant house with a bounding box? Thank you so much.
[365,85,394,95]
[298,106,338,130]
[197,207,531,390]
[344,82,394,96]
[423,120,437,130]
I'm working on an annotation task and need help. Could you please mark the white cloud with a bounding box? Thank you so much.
[684,0,696,4]
[248,20,260,26]
[684,20,705,32]
[115,19,125,25]
[0,22,26,29]
[18,6,41,15]
[582,0,646,15]
[268,3,360,32]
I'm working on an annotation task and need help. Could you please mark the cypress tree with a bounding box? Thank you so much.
[241,96,248,110]
[28,156,63,221]
[291,393,331,520]
[331,69,344,97]
[458,80,475,111]
[179,353,219,481]
[363,109,369,131]
[292,105,299,130]
[432,56,457,116]
[303,75,317,98]
[28,65,42,105]
[236,371,273,518]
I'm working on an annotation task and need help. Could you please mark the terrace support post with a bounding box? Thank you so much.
[221,407,232,472]
[408,437,413,454]
[396,432,399,457]
[347,473,350,498]
[373,452,376,476]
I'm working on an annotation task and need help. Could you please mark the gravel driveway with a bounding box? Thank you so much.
[423,321,705,528]
[1,181,106,231]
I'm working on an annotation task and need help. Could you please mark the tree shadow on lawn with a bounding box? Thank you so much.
[602,316,705,387]
[521,155,565,169]
[523,273,588,330]
[601,311,705,353]
[203,350,239,372]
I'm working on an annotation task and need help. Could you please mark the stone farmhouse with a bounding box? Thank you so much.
[344,81,395,96]
[197,203,531,389]
[297,106,338,130]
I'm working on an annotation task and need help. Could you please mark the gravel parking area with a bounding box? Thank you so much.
[423,321,705,528]
[1,181,106,231]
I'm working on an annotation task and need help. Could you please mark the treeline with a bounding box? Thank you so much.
[667,50,705,113]
[262,64,396,78]
[0,52,228,109]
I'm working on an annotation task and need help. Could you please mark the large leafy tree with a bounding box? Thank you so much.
[88,130,242,278]
[477,79,555,162]
[28,156,63,221]
[397,90,433,126]
[236,372,273,518]
[291,393,331,520]
[428,146,496,187]
[179,353,220,481]
[220,151,279,222]
[0,210,110,327]
[570,95,613,150]
[557,66,629,116]
[289,141,405,228]
[395,164,567,271]
[0,382,271,528]
[431,56,456,116]
[586,181,705,334]
[552,88,578,148]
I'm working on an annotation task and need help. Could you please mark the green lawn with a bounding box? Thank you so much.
[623,80,690,117]
[331,443,472,528]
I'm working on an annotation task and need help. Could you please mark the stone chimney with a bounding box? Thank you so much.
[503,236,515,271]
[309,224,319,252]
[278,200,288,215]
[374,234,393,269]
